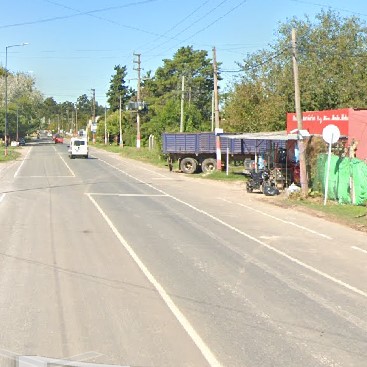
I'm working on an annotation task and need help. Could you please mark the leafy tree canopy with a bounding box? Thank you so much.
[223,10,367,132]
[106,65,133,112]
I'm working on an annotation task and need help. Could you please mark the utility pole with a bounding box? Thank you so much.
[104,105,108,145]
[75,104,78,135]
[134,53,141,148]
[71,110,74,135]
[180,75,185,132]
[211,91,214,131]
[16,107,19,142]
[213,47,221,170]
[91,88,96,143]
[119,95,123,146]
[292,28,308,196]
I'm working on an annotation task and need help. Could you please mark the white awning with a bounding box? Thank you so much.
[220,131,298,141]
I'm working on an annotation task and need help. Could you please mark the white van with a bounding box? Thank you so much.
[68,137,88,159]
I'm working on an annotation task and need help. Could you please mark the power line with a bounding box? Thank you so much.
[145,0,247,63]
[0,0,159,31]
[290,0,367,18]
[137,0,212,51]
[143,0,234,60]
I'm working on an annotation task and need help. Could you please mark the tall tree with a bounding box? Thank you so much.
[142,46,215,137]
[106,65,133,112]
[223,10,367,132]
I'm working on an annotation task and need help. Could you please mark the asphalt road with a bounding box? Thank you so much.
[0,142,366,367]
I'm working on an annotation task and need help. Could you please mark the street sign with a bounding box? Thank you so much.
[322,124,340,144]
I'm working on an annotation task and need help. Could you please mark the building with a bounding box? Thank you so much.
[287,108,367,160]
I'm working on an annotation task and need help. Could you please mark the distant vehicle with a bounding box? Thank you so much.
[53,134,63,144]
[19,138,26,146]
[68,137,88,159]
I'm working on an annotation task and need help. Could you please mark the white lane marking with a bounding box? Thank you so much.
[16,175,75,178]
[14,147,32,178]
[0,193,5,203]
[97,156,367,299]
[88,193,168,197]
[96,150,169,178]
[351,246,367,255]
[56,148,75,177]
[86,193,222,367]
[219,198,332,240]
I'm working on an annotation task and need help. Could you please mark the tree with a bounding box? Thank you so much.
[106,65,133,112]
[141,46,215,142]
[223,10,367,132]
[0,70,43,139]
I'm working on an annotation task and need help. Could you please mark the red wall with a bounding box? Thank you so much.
[286,108,350,135]
[287,108,367,160]
[348,109,367,160]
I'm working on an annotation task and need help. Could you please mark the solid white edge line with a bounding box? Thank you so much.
[0,193,5,203]
[220,198,332,240]
[351,246,367,255]
[14,147,32,178]
[56,149,75,177]
[88,193,168,197]
[86,193,222,367]
[96,155,367,299]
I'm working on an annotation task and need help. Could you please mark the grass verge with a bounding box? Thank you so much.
[0,147,21,163]
[94,144,367,231]
[276,195,367,231]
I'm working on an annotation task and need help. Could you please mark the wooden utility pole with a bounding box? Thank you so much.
[213,47,221,170]
[119,95,123,146]
[291,29,308,196]
[104,105,108,145]
[180,75,185,132]
[91,88,96,143]
[134,53,141,148]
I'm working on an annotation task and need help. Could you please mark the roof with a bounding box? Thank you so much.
[220,131,298,141]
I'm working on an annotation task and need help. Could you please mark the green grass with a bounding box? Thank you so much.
[0,147,21,163]
[93,143,168,168]
[190,168,247,182]
[284,196,367,230]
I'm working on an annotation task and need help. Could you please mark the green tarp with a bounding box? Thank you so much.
[314,154,367,205]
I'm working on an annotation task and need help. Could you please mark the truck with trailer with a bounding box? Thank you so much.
[162,131,296,187]
[162,132,252,174]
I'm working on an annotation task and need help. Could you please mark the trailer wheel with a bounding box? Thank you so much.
[180,157,197,174]
[201,158,217,173]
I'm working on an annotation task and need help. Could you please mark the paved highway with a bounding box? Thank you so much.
[0,142,366,367]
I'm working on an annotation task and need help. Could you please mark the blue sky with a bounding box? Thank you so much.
[1,0,367,106]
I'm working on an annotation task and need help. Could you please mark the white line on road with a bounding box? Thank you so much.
[96,156,367,300]
[16,175,76,178]
[14,147,32,178]
[351,246,367,255]
[219,198,332,240]
[88,193,168,197]
[86,193,222,367]
[0,193,5,203]
[55,147,75,177]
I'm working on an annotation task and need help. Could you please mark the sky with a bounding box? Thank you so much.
[1,0,367,107]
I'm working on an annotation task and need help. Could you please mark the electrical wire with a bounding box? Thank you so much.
[290,0,367,18]
[136,0,212,51]
[142,0,232,58]
[145,0,247,62]
[0,0,159,34]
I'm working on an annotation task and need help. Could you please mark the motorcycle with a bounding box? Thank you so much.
[246,169,279,196]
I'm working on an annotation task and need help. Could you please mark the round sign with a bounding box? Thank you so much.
[322,124,340,144]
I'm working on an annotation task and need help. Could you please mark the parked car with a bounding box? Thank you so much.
[19,138,26,146]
